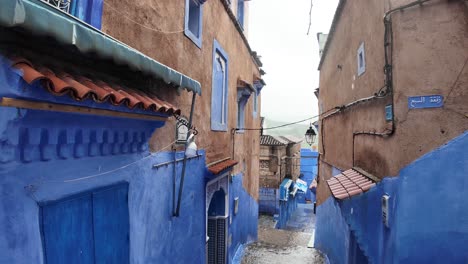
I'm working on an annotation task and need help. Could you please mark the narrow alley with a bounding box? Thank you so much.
[241,204,325,264]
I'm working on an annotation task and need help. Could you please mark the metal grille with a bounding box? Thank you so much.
[41,0,72,13]
[216,218,226,264]
[207,217,227,264]
[207,219,217,264]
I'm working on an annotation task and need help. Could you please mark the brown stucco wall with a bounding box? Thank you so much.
[316,0,468,205]
[101,0,261,199]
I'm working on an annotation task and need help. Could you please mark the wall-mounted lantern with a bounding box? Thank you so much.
[176,116,189,145]
[305,124,317,146]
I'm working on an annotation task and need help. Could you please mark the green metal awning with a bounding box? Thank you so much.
[0,0,202,95]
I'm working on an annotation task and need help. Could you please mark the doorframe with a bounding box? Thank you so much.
[206,172,230,263]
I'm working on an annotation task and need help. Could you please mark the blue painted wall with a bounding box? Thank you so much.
[228,173,258,264]
[315,132,468,264]
[0,107,208,263]
[0,54,259,264]
[298,149,318,203]
[259,187,278,215]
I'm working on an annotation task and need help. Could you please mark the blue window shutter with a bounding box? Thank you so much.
[237,0,244,29]
[73,0,89,23]
[211,40,229,131]
[73,0,103,29]
[93,185,130,264]
[42,195,95,264]
[89,0,104,29]
[357,42,366,76]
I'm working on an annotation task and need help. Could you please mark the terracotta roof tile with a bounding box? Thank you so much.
[327,168,376,200]
[11,58,180,116]
[208,159,238,175]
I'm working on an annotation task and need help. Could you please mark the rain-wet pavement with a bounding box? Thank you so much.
[241,204,325,264]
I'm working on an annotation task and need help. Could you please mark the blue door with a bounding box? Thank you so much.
[41,184,130,264]
[42,195,95,264]
[93,185,130,263]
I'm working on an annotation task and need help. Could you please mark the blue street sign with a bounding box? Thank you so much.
[408,95,444,109]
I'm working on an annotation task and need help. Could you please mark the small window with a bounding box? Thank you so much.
[237,87,252,132]
[357,42,366,76]
[237,0,245,29]
[185,0,203,48]
[211,40,229,131]
[253,91,258,117]
[41,0,104,29]
[237,99,245,131]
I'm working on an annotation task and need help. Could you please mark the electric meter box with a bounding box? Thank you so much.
[382,194,390,228]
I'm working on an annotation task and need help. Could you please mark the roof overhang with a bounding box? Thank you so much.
[0,0,202,95]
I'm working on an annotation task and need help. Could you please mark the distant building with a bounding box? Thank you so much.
[314,0,468,263]
[258,135,302,228]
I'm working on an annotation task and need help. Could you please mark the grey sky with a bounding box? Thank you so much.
[249,0,339,123]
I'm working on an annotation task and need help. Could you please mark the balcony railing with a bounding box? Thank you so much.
[40,0,72,13]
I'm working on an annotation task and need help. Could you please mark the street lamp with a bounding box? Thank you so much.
[305,125,317,146]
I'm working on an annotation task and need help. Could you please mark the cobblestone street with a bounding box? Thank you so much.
[242,204,325,264]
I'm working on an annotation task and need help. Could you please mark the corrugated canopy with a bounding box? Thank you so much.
[0,0,202,95]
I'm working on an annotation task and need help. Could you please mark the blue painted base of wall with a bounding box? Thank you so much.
[258,187,299,230]
[315,132,468,264]
[259,187,278,215]
[228,173,258,264]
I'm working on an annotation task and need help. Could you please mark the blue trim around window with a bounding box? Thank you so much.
[237,0,245,29]
[357,42,366,76]
[253,90,258,118]
[211,40,229,131]
[237,87,252,132]
[184,0,203,48]
[73,0,104,29]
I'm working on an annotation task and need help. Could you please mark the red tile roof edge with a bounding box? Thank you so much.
[208,159,238,175]
[327,168,376,200]
[10,58,181,116]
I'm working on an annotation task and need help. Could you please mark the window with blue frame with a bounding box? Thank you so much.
[41,184,129,264]
[40,0,104,29]
[357,42,366,76]
[237,0,245,29]
[211,40,229,131]
[237,87,252,131]
[184,0,203,48]
[253,91,258,117]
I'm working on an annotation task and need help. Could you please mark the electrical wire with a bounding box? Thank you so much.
[239,108,339,131]
[103,2,185,34]
[444,57,468,103]
[307,0,314,35]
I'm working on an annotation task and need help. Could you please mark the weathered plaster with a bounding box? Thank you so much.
[101,0,261,199]
[317,0,468,204]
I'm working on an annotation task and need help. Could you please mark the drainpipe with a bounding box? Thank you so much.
[174,91,197,217]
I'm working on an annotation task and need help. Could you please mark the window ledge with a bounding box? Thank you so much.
[184,29,202,49]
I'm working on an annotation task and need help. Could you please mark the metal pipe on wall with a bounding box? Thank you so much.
[174,91,197,217]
